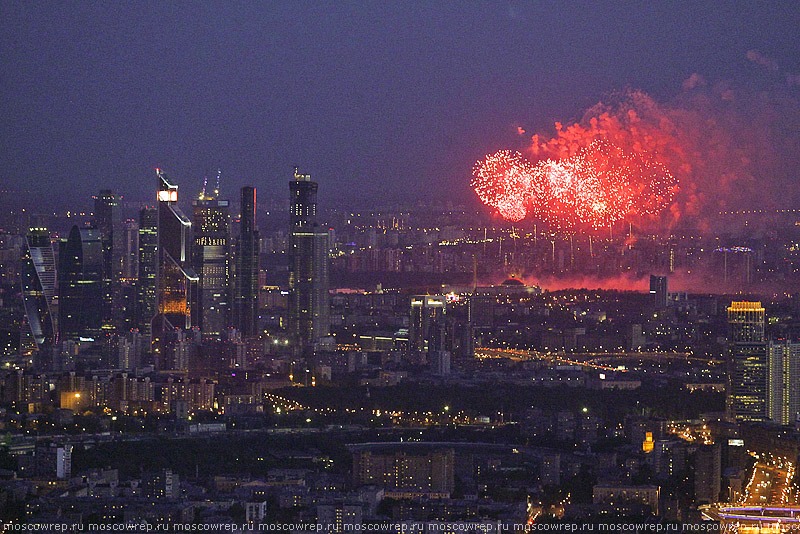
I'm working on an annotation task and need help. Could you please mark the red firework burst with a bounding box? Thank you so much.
[473,140,676,229]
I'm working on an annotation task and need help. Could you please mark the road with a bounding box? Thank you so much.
[744,459,797,506]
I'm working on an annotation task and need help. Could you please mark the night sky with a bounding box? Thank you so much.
[2,2,800,209]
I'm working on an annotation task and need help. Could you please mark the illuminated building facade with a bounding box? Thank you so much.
[21,228,57,361]
[192,188,231,338]
[58,225,103,342]
[288,168,329,352]
[233,186,259,337]
[727,301,767,421]
[152,170,199,370]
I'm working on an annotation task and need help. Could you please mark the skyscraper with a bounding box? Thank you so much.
[649,275,668,310]
[767,339,800,426]
[192,174,231,338]
[151,170,199,370]
[93,190,118,331]
[122,219,139,280]
[21,228,57,363]
[58,225,104,342]
[409,295,447,353]
[136,207,158,345]
[727,301,768,421]
[233,186,259,337]
[288,168,329,353]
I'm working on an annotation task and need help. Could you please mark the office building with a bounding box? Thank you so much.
[650,275,668,310]
[93,190,118,331]
[727,301,768,421]
[122,219,139,280]
[136,207,158,345]
[21,228,57,361]
[233,186,259,337]
[288,168,330,353]
[58,225,104,342]
[768,339,800,425]
[192,177,231,338]
[152,170,199,370]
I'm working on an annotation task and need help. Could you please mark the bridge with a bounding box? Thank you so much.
[701,505,800,527]
[701,458,799,529]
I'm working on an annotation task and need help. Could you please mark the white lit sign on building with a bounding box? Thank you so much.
[158,190,178,202]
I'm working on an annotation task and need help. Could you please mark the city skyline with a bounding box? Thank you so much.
[5,2,800,528]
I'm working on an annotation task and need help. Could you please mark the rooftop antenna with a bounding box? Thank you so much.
[214,168,221,198]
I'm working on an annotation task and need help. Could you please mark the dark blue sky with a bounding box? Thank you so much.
[2,1,800,208]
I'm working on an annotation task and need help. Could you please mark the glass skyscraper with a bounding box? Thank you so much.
[58,225,104,342]
[727,301,768,421]
[93,189,118,332]
[21,228,57,365]
[192,188,231,338]
[136,206,158,346]
[233,186,259,338]
[152,170,199,370]
[288,168,330,354]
